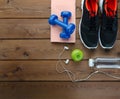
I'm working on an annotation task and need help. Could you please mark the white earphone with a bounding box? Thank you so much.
[64,46,69,50]
[63,46,70,64]
[64,59,70,64]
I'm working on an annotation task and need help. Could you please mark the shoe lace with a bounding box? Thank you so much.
[89,16,97,31]
[105,17,113,30]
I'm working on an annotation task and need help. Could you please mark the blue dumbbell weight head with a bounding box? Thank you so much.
[60,32,70,39]
[48,14,75,34]
[60,11,71,39]
[61,11,71,24]
[66,23,75,34]
[48,14,58,25]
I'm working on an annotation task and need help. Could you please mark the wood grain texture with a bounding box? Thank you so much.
[0,0,51,18]
[0,40,119,60]
[0,60,119,81]
[0,19,50,39]
[0,0,120,18]
[0,0,119,98]
[0,82,120,99]
[0,19,119,39]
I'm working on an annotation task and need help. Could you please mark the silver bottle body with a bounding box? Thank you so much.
[89,58,120,69]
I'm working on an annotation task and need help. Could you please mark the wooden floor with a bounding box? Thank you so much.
[0,0,120,99]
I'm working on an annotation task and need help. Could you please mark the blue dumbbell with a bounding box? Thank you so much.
[61,11,71,25]
[48,14,75,34]
[60,11,72,39]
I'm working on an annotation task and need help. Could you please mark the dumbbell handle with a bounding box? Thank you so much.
[60,17,70,39]
[54,19,68,28]
[63,17,68,24]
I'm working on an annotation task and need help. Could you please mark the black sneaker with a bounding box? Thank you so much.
[79,0,99,49]
[99,0,118,49]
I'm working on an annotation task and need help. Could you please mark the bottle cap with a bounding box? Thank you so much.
[89,59,95,67]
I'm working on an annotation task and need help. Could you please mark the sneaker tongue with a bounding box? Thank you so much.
[105,0,117,17]
[86,0,98,17]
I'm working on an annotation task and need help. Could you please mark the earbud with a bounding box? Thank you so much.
[64,46,69,50]
[64,59,70,64]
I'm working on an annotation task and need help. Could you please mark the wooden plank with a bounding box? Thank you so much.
[0,0,51,18]
[0,0,120,18]
[0,40,119,60]
[0,60,120,81]
[0,19,50,39]
[0,19,119,39]
[0,82,120,99]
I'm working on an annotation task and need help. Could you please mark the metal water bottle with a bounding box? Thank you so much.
[89,58,120,69]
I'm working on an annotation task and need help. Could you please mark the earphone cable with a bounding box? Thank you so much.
[56,46,120,82]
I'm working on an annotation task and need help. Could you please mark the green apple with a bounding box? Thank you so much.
[71,49,84,62]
